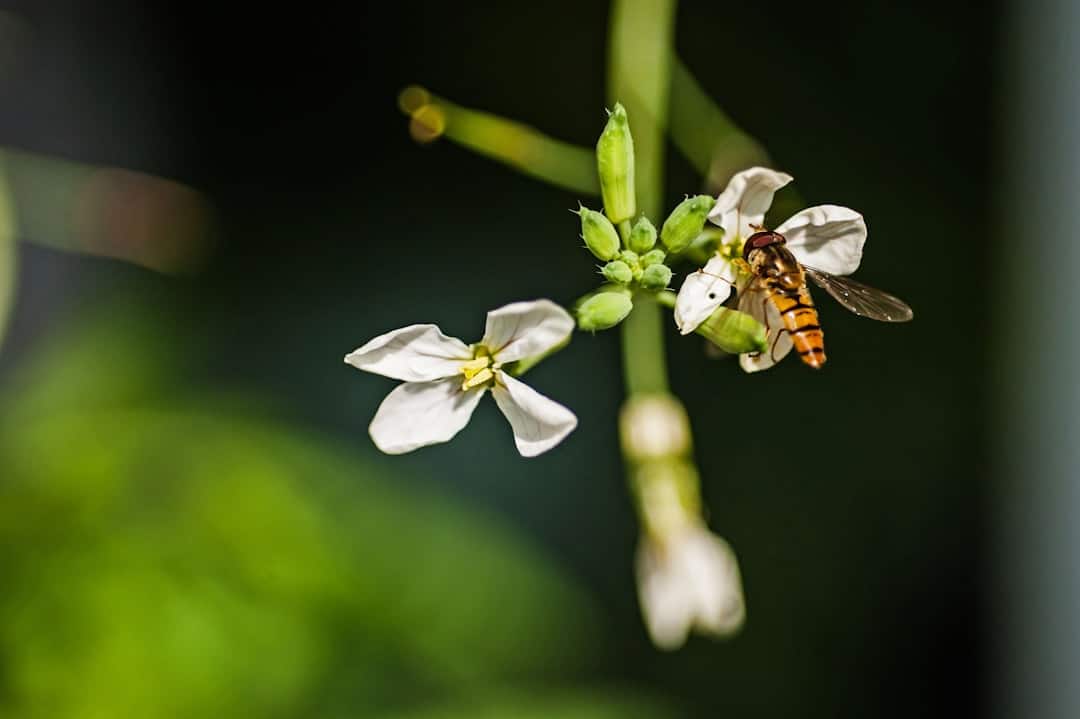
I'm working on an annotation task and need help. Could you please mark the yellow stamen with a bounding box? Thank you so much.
[462,367,494,390]
[459,357,489,378]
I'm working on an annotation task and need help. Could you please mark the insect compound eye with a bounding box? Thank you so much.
[744,231,771,259]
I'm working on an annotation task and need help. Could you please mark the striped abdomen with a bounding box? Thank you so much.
[769,284,826,368]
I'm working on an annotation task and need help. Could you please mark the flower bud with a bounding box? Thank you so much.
[628,216,657,254]
[602,260,633,285]
[640,263,672,290]
[596,103,636,224]
[660,195,714,254]
[641,249,666,267]
[578,206,621,261]
[577,291,633,331]
[620,394,692,461]
[696,307,767,355]
[618,249,640,266]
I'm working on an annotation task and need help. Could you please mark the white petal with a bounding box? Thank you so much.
[677,528,745,637]
[482,299,574,364]
[491,373,577,457]
[345,325,472,382]
[738,289,793,373]
[673,256,737,335]
[636,539,695,650]
[368,378,484,454]
[708,167,794,240]
[777,204,866,276]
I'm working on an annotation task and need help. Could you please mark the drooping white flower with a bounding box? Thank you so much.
[345,300,577,457]
[632,460,745,649]
[673,167,868,369]
[636,524,746,650]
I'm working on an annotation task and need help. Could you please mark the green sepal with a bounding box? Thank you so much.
[640,263,672,290]
[601,260,633,285]
[660,195,714,253]
[695,306,767,354]
[596,103,636,224]
[641,249,666,267]
[577,291,634,331]
[627,217,657,254]
[577,206,621,261]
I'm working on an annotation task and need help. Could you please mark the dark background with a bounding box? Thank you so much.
[0,1,992,717]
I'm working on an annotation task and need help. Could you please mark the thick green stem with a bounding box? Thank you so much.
[608,0,675,397]
[668,55,771,194]
[622,293,669,394]
[607,0,674,220]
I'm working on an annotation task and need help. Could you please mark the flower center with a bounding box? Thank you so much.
[719,235,743,262]
[459,346,501,391]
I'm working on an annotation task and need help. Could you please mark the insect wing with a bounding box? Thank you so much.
[803,267,913,322]
[737,281,793,372]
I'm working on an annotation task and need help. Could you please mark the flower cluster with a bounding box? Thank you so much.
[350,99,910,650]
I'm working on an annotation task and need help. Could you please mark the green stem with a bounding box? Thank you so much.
[608,0,675,397]
[668,55,771,194]
[399,87,599,196]
[607,0,674,220]
[622,293,668,394]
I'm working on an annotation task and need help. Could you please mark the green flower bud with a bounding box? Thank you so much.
[628,216,657,254]
[577,291,633,331]
[596,103,636,224]
[641,249,666,267]
[602,260,633,285]
[578,206,621,261]
[617,249,643,281]
[696,306,767,355]
[660,195,714,253]
[640,263,672,290]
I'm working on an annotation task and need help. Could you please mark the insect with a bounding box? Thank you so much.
[737,229,913,370]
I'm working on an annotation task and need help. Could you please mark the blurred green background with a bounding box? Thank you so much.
[0,0,990,716]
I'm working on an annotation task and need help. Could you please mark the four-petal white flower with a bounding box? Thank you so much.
[345,300,578,457]
[674,167,868,370]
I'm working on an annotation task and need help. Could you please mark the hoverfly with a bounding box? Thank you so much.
[737,229,913,370]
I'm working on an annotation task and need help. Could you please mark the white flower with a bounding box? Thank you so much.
[636,524,746,650]
[344,300,578,457]
[673,166,867,338]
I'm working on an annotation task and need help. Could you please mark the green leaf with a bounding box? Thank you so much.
[0,309,610,717]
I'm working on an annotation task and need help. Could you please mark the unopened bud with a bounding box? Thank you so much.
[618,249,640,266]
[577,291,633,331]
[641,249,666,267]
[596,103,636,223]
[696,306,767,355]
[660,195,714,253]
[578,206,621,261]
[628,216,657,253]
[640,263,672,290]
[602,260,633,285]
[619,394,692,461]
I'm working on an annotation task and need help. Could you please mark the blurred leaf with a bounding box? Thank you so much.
[373,688,678,719]
[3,149,214,273]
[0,308,617,718]
[0,153,16,349]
